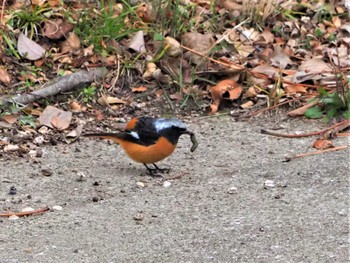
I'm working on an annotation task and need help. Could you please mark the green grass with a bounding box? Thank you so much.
[74,1,139,55]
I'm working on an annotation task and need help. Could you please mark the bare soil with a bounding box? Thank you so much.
[0,116,349,263]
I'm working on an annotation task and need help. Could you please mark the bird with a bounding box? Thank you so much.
[82,117,198,176]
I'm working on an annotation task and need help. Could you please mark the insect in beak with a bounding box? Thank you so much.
[183,130,198,152]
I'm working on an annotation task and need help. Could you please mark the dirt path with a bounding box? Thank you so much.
[1,116,349,263]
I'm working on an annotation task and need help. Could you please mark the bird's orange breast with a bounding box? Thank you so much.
[116,137,177,164]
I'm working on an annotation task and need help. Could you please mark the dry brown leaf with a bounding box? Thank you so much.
[51,111,72,130]
[261,28,274,43]
[1,114,18,124]
[32,0,46,6]
[48,0,61,7]
[39,105,72,130]
[240,101,254,109]
[299,57,332,74]
[332,16,341,28]
[61,32,81,54]
[234,43,256,58]
[136,3,154,23]
[69,100,83,112]
[43,19,74,40]
[240,28,260,42]
[143,62,157,78]
[66,123,83,138]
[97,95,127,106]
[0,66,11,85]
[269,45,292,69]
[243,87,258,99]
[313,139,334,149]
[251,64,279,78]
[164,37,181,56]
[284,84,308,94]
[169,93,183,101]
[210,79,243,114]
[132,86,148,93]
[182,32,215,66]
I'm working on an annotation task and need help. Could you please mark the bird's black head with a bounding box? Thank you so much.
[155,118,187,145]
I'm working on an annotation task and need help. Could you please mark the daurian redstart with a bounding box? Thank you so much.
[82,117,198,176]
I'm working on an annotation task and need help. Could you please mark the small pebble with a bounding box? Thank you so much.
[9,186,17,195]
[163,181,171,188]
[41,169,53,176]
[76,172,87,182]
[8,215,19,220]
[52,205,63,211]
[136,182,145,188]
[133,212,144,221]
[22,207,34,212]
[264,180,275,189]
[227,186,238,194]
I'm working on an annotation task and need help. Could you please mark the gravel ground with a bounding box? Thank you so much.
[0,116,349,263]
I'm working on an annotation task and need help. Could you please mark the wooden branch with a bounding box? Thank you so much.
[261,119,350,138]
[1,67,108,106]
[0,207,50,217]
[286,145,348,161]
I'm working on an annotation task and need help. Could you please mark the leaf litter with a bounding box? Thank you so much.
[0,0,349,165]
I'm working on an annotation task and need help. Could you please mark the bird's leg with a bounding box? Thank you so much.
[143,164,163,177]
[152,163,171,173]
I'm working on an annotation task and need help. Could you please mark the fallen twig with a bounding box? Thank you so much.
[285,145,348,161]
[0,207,50,217]
[261,119,350,138]
[180,44,245,72]
[1,67,108,106]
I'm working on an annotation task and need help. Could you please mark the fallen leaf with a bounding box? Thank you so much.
[0,114,18,124]
[210,79,243,114]
[97,95,127,106]
[132,86,148,93]
[164,37,181,56]
[240,101,254,109]
[128,31,146,53]
[269,45,292,69]
[261,28,274,43]
[251,64,279,78]
[0,66,12,85]
[60,32,81,54]
[4,144,19,152]
[182,32,215,66]
[17,33,46,60]
[284,84,308,94]
[136,3,154,23]
[243,87,258,99]
[69,100,83,112]
[39,105,72,130]
[234,43,256,58]
[332,16,341,28]
[143,62,157,78]
[313,139,334,149]
[299,57,332,74]
[51,112,72,131]
[43,18,74,39]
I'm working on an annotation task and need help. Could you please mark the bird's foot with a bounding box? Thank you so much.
[143,164,171,177]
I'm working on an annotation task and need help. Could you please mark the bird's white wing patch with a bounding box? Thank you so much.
[154,118,187,132]
[130,131,140,139]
